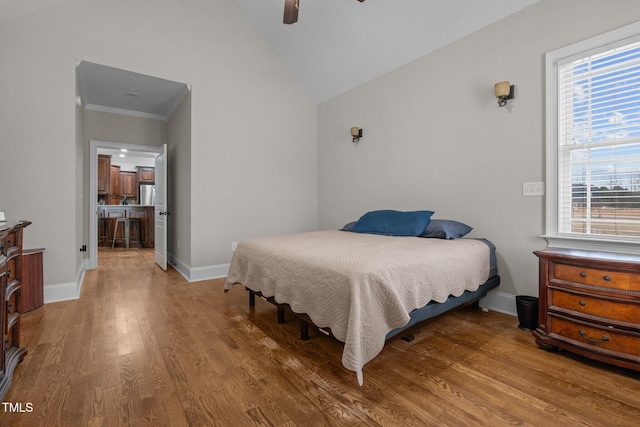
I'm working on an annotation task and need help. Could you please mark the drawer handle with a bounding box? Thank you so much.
[0,245,4,255]
[579,330,610,343]
[7,268,12,277]
[7,302,13,314]
[579,301,586,306]
[603,275,611,281]
[580,272,587,278]
[4,338,9,351]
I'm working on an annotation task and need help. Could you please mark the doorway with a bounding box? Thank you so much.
[77,60,190,272]
[88,141,165,270]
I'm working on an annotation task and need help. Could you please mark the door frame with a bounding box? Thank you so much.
[88,140,165,270]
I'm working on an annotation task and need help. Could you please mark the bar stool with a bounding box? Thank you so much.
[111,218,128,249]
[98,217,110,246]
[128,217,142,249]
[111,217,142,249]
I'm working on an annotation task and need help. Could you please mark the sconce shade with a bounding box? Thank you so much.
[494,81,511,97]
[494,81,514,107]
[351,127,363,143]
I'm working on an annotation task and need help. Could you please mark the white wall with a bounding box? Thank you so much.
[83,109,168,148]
[0,0,317,291]
[317,0,640,307]
[167,92,192,274]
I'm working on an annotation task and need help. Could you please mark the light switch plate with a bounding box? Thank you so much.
[523,182,545,196]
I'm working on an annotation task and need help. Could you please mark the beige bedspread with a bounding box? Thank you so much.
[224,230,490,385]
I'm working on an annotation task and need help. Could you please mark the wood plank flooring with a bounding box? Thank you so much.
[2,249,640,426]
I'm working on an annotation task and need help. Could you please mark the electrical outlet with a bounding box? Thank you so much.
[231,242,238,251]
[523,182,545,196]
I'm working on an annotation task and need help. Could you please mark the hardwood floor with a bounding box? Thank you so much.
[2,249,640,426]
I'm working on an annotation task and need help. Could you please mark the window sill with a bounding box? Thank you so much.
[542,235,640,256]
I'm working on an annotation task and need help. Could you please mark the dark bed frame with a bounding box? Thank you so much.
[246,274,501,342]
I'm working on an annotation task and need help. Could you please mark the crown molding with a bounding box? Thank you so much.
[84,103,168,121]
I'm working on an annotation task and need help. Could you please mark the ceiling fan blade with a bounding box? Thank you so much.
[283,0,299,25]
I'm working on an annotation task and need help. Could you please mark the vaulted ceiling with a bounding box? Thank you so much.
[1,0,539,110]
[235,0,540,102]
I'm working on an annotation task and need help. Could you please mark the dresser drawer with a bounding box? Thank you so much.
[7,256,16,282]
[4,230,20,258]
[6,230,17,250]
[548,314,640,363]
[7,286,18,316]
[6,316,19,351]
[552,262,640,292]
[550,288,640,327]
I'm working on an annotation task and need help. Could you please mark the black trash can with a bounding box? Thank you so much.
[516,296,539,331]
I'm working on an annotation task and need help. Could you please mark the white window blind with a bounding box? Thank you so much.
[557,39,640,241]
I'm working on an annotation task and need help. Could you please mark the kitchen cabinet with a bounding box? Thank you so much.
[97,155,110,195]
[120,172,137,198]
[108,164,121,204]
[137,166,155,183]
[109,165,120,197]
[98,156,144,204]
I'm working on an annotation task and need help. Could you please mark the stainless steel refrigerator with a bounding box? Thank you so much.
[139,184,155,206]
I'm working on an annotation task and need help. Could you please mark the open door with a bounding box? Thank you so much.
[155,144,168,270]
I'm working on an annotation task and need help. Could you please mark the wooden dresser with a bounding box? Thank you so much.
[0,220,30,400]
[533,247,640,372]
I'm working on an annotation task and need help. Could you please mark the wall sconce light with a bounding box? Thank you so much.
[351,127,363,143]
[494,81,514,107]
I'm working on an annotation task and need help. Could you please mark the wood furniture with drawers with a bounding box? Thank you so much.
[0,220,30,400]
[20,248,45,313]
[533,247,640,372]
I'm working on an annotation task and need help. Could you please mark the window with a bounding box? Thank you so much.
[546,22,640,253]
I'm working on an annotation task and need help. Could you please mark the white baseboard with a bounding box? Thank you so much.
[43,255,229,306]
[479,290,517,317]
[42,255,522,317]
[43,261,85,304]
[168,253,229,282]
[43,282,79,303]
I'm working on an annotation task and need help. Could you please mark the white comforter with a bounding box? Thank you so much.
[224,230,490,385]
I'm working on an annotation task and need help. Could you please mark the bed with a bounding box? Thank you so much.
[224,217,500,385]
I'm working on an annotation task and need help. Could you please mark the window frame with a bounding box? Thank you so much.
[545,21,640,255]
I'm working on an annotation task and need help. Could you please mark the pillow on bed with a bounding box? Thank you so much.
[351,210,434,236]
[340,221,356,231]
[418,219,473,239]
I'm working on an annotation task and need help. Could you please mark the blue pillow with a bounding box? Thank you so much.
[418,219,473,239]
[351,210,434,236]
